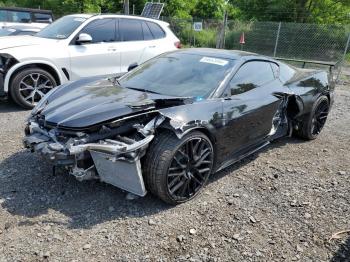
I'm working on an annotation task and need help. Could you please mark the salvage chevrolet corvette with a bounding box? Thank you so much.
[23,49,334,204]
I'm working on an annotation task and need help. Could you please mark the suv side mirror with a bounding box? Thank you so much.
[128,63,138,72]
[76,33,92,44]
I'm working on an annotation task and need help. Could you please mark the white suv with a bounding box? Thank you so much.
[0,14,180,108]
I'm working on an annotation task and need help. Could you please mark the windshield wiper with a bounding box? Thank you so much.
[115,78,122,86]
[109,77,122,87]
[126,87,161,95]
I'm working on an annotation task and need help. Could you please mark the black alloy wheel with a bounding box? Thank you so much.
[144,131,214,204]
[167,137,213,200]
[310,99,329,136]
[296,95,330,140]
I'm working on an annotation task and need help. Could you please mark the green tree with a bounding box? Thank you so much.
[192,0,225,19]
[163,0,197,19]
[0,0,349,24]
[229,0,350,24]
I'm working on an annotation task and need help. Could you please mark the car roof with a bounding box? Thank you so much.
[175,48,280,64]
[70,14,169,26]
[175,48,259,60]
[68,14,95,19]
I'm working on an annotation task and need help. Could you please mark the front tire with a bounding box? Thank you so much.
[295,95,329,140]
[144,131,214,205]
[10,67,57,109]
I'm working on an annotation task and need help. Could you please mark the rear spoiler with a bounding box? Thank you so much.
[276,57,339,70]
[276,57,341,84]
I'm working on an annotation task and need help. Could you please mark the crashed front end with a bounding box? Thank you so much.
[24,112,165,196]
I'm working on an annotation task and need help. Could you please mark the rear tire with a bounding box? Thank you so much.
[10,67,57,109]
[143,131,214,205]
[295,95,329,140]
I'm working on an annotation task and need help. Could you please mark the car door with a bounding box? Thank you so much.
[117,18,161,73]
[68,18,121,80]
[138,21,168,63]
[217,60,285,163]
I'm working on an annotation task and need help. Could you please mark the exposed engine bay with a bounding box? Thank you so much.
[24,112,166,196]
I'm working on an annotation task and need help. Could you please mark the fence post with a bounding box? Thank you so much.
[336,32,350,83]
[223,11,228,49]
[192,18,195,47]
[273,22,281,57]
[342,32,350,62]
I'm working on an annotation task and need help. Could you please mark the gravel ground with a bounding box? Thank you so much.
[0,83,349,262]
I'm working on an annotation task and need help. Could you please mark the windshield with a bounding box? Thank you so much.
[119,53,235,98]
[0,28,15,36]
[36,15,87,39]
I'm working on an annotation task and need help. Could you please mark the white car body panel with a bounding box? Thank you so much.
[68,42,121,80]
[0,35,52,49]
[0,14,179,94]
[0,22,48,29]
[118,41,148,73]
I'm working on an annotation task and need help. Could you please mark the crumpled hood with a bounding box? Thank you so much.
[0,35,56,50]
[37,77,188,128]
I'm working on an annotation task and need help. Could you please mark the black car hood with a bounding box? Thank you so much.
[39,77,190,128]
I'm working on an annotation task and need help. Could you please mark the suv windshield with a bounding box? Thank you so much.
[36,15,87,39]
[119,53,235,98]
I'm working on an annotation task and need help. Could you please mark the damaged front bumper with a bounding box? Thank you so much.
[23,116,164,196]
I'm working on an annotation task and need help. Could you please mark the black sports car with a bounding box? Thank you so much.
[23,48,334,204]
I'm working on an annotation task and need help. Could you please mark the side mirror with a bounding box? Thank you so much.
[128,63,138,72]
[76,33,92,44]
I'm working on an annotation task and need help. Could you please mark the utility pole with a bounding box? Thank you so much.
[124,0,129,15]
[216,10,227,49]
[273,22,282,57]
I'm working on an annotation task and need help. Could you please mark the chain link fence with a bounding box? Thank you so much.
[163,17,350,78]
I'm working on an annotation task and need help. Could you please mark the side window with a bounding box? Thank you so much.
[146,22,165,39]
[33,13,53,23]
[279,63,296,82]
[0,10,8,22]
[80,19,116,43]
[229,61,275,96]
[8,11,31,23]
[142,22,153,40]
[120,19,143,41]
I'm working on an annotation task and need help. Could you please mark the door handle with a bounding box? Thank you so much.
[148,45,156,48]
[107,47,117,52]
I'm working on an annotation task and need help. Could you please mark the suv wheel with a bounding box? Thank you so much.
[10,67,57,109]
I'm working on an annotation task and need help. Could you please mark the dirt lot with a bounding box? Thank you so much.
[0,83,349,261]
